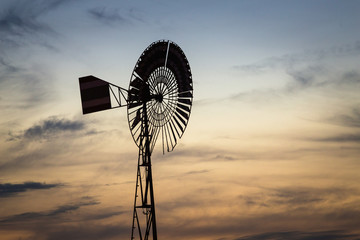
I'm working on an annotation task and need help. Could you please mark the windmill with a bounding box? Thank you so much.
[78,40,193,240]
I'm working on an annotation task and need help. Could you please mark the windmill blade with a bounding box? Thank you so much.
[176,107,189,121]
[131,108,142,130]
[178,91,193,98]
[173,115,184,133]
[169,118,181,138]
[178,98,192,105]
[168,121,177,144]
[176,103,190,113]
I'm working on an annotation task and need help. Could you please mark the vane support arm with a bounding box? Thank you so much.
[79,75,128,114]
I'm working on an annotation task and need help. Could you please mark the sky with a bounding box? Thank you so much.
[1,0,360,239]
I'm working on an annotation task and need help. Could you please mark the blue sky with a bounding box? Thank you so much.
[1,1,360,240]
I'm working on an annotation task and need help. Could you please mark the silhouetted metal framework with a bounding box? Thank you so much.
[131,104,157,240]
[78,40,193,240]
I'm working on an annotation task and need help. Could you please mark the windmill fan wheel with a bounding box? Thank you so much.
[127,40,193,153]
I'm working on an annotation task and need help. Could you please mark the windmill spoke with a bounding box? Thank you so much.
[170,117,181,138]
[177,103,190,113]
[162,76,177,96]
[164,40,170,68]
[168,120,177,146]
[165,122,173,150]
[161,122,164,154]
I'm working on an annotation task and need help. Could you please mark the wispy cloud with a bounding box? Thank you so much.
[0,3,50,37]
[0,56,20,77]
[33,223,128,240]
[156,184,360,239]
[1,115,104,175]
[0,196,127,240]
[268,186,351,206]
[313,133,360,143]
[0,115,116,176]
[0,181,61,198]
[328,108,360,128]
[285,65,326,91]
[285,67,360,93]
[0,59,55,110]
[184,169,210,175]
[88,7,127,25]
[154,144,313,164]
[240,186,358,209]
[213,154,238,161]
[233,41,360,73]
[231,67,360,103]
[235,230,360,240]
[0,0,69,48]
[0,199,99,224]
[0,1,71,111]
[230,41,360,105]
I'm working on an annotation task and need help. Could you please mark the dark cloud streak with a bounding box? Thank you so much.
[184,169,210,175]
[7,116,86,141]
[313,133,360,143]
[329,108,360,128]
[0,200,99,224]
[23,117,85,140]
[0,181,61,198]
[237,185,359,214]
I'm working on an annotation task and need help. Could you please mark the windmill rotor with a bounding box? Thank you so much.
[127,40,193,153]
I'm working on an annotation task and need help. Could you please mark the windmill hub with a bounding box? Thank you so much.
[154,93,163,103]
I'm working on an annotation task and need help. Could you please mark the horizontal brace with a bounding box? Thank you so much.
[135,204,152,209]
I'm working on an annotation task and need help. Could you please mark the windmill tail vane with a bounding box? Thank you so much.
[79,75,128,114]
[78,40,193,240]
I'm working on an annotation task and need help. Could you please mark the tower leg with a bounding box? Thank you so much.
[131,104,157,240]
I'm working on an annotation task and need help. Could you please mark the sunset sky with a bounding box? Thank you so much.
[1,1,360,239]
